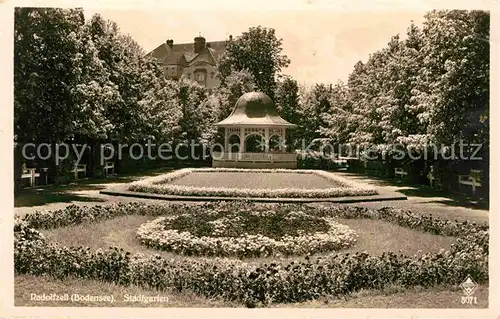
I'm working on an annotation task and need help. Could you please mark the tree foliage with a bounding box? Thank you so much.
[320,10,489,154]
[317,10,489,192]
[275,76,300,148]
[14,8,87,143]
[15,9,189,146]
[217,26,290,98]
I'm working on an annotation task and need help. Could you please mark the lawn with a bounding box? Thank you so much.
[15,274,237,307]
[15,170,489,309]
[17,201,488,308]
[127,168,378,198]
[42,214,456,261]
[274,284,488,308]
[15,275,488,308]
[168,171,341,189]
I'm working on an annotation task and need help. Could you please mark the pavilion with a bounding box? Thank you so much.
[212,91,297,168]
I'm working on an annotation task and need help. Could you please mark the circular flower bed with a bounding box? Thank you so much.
[136,208,357,257]
[14,201,489,307]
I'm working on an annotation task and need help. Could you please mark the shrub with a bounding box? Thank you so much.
[15,201,489,306]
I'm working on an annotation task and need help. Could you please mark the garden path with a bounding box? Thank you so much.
[14,169,489,223]
[332,172,488,223]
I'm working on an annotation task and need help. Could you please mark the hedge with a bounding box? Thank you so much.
[15,202,488,306]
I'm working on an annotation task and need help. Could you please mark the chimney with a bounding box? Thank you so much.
[194,35,206,53]
[166,39,174,48]
[229,35,233,41]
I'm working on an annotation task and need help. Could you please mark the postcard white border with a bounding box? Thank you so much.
[0,0,498,318]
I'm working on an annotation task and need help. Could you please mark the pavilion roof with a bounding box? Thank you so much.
[214,92,296,128]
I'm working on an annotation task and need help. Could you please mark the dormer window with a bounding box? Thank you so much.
[196,72,205,82]
[194,69,207,86]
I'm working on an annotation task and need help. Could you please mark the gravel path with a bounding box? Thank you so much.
[14,170,489,223]
[332,172,489,223]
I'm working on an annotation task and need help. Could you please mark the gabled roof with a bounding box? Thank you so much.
[183,53,196,63]
[188,48,217,66]
[208,47,220,61]
[147,40,226,66]
[147,44,169,64]
[163,49,186,65]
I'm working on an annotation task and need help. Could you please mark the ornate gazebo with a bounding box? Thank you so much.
[212,91,297,168]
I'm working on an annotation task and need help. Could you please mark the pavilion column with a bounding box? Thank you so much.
[239,127,245,154]
[224,128,228,153]
[264,128,270,152]
[280,128,286,152]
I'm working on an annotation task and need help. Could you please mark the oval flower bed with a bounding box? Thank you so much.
[127,168,377,198]
[14,201,488,307]
[136,208,357,258]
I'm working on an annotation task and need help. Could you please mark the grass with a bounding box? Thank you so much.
[15,274,237,307]
[15,275,488,308]
[43,215,152,255]
[128,169,378,198]
[272,284,488,308]
[23,209,483,308]
[168,171,342,189]
[15,167,489,308]
[337,218,455,256]
[42,214,456,260]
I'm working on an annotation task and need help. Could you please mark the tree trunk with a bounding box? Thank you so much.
[89,139,102,178]
[482,146,489,205]
[13,143,22,196]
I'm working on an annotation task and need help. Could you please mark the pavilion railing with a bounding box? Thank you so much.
[211,152,297,162]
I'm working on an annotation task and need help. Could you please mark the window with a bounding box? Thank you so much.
[194,69,207,85]
[195,72,206,82]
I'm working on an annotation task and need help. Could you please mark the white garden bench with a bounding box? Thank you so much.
[71,164,87,180]
[427,166,436,187]
[394,167,408,180]
[103,162,115,176]
[330,159,348,170]
[332,159,348,165]
[458,169,482,194]
[21,164,39,187]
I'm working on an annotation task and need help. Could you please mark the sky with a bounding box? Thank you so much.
[83,9,427,85]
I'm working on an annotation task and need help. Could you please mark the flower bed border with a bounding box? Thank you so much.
[127,168,378,198]
[15,201,488,306]
[136,213,357,258]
